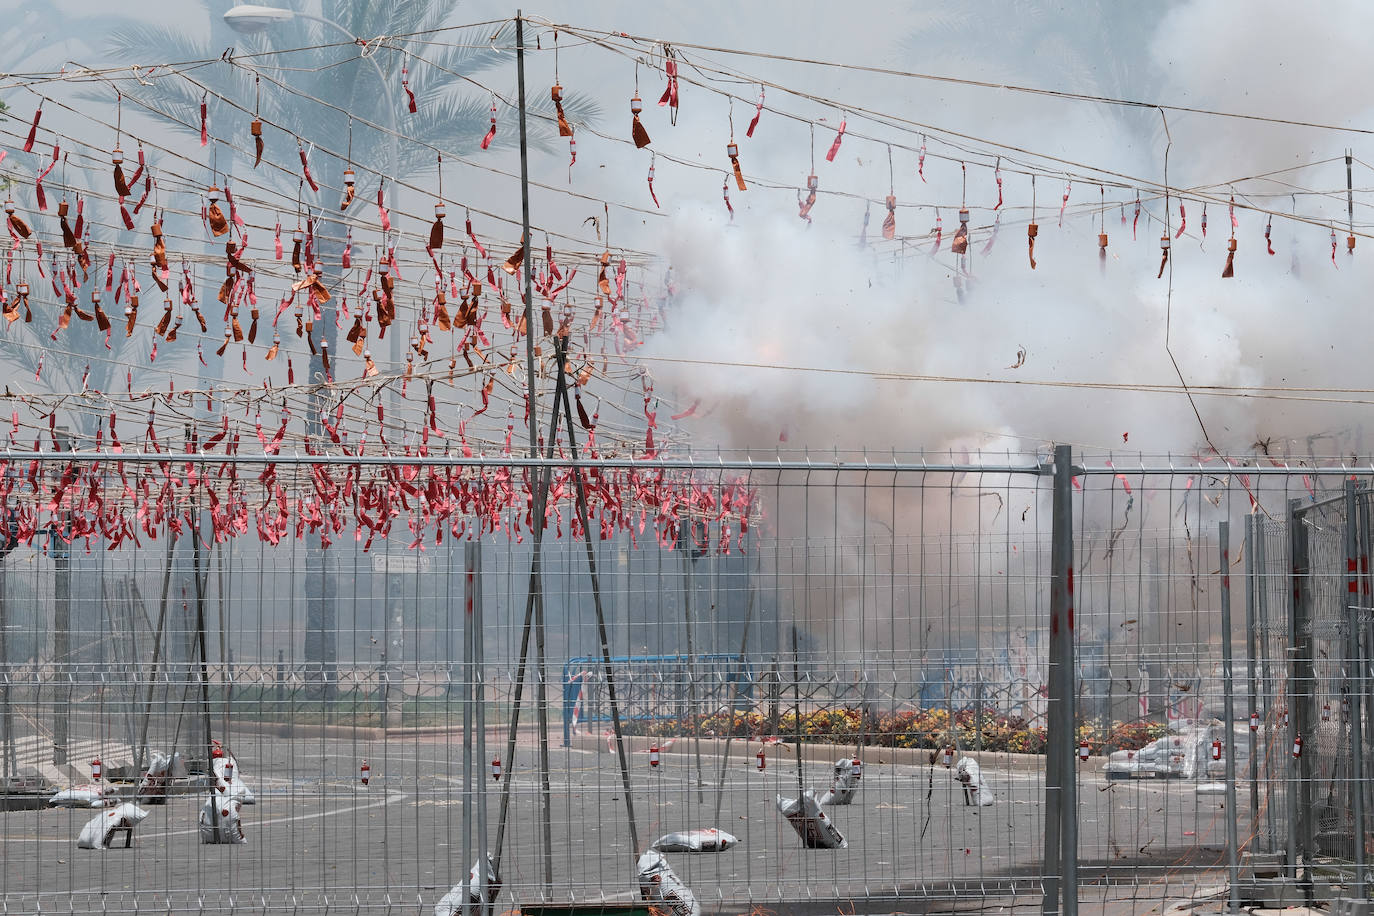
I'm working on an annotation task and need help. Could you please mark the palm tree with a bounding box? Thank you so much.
[98,1,600,696]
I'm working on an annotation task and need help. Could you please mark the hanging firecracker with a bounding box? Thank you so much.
[206,186,228,237]
[1211,740,1222,761]
[480,98,497,150]
[91,757,102,781]
[631,94,650,148]
[551,84,573,137]
[360,760,370,785]
[756,749,766,771]
[251,116,264,168]
[430,200,446,250]
[951,207,970,255]
[798,173,817,223]
[340,168,356,211]
[727,139,746,191]
[1158,233,1170,279]
[491,757,502,781]
[1078,740,1090,762]
[649,745,661,768]
[1250,712,1260,732]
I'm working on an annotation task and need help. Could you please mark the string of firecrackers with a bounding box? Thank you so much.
[8,26,1371,254]
[0,116,662,454]
[0,439,760,557]
[0,71,663,386]
[2,44,1363,357]
[537,21,1374,243]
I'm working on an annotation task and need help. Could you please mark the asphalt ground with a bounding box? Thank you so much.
[0,728,1253,916]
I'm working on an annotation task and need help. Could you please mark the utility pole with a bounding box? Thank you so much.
[1043,445,1077,916]
[515,11,553,891]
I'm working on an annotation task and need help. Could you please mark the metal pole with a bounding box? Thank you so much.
[714,583,757,826]
[1357,494,1368,862]
[0,541,10,782]
[474,544,490,916]
[193,466,213,769]
[1347,481,1366,895]
[1348,151,1356,246]
[516,12,537,458]
[461,542,476,916]
[1255,512,1278,851]
[1286,498,1304,884]
[792,624,804,798]
[1219,520,1240,913]
[682,545,705,800]
[1044,444,1077,916]
[1244,515,1260,829]
[514,14,552,892]
[552,338,641,860]
[52,426,71,768]
[491,379,562,874]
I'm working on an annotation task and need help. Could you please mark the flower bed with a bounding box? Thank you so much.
[618,706,1169,755]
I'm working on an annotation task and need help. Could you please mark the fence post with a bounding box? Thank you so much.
[461,541,477,916]
[1287,498,1312,890]
[1043,444,1077,916]
[1219,521,1240,913]
[1244,515,1260,833]
[1347,480,1366,895]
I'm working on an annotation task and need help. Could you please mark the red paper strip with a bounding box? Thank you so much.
[746,87,764,137]
[825,119,846,163]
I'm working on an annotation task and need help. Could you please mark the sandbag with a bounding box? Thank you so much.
[954,757,994,807]
[137,751,178,804]
[76,803,148,849]
[776,790,847,849]
[49,784,109,808]
[199,795,246,844]
[818,757,861,806]
[651,827,739,853]
[434,854,501,915]
[637,849,700,916]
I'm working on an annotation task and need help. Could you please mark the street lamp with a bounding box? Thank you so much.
[220,4,293,31]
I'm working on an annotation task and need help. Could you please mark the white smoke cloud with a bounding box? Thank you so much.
[636,0,1374,462]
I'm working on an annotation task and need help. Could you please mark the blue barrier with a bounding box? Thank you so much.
[561,654,754,745]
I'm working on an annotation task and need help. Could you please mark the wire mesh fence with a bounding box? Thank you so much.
[0,451,1369,914]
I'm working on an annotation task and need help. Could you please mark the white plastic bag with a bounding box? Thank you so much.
[776,790,847,849]
[818,757,861,806]
[49,784,109,808]
[651,827,739,853]
[637,849,701,916]
[954,757,994,807]
[199,795,246,845]
[76,803,148,849]
[434,854,501,915]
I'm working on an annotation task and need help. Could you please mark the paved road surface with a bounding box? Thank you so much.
[0,728,1252,915]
